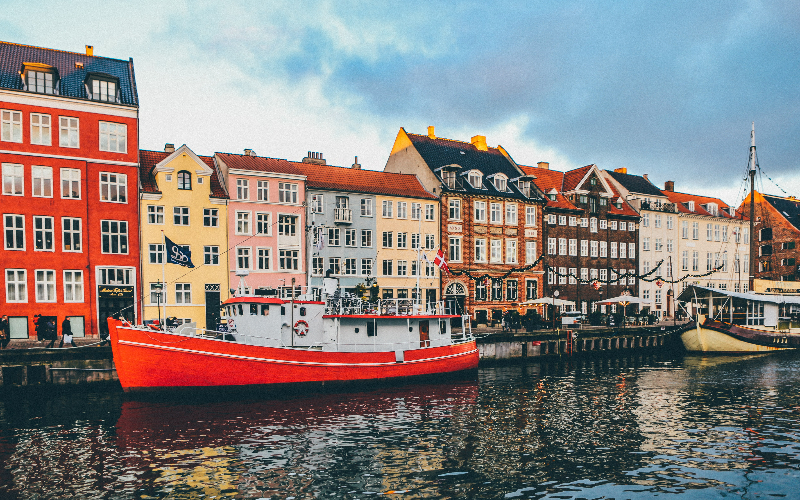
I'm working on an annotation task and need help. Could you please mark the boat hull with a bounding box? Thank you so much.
[679,318,799,353]
[108,319,479,392]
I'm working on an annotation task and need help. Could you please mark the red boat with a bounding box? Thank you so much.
[108,293,478,392]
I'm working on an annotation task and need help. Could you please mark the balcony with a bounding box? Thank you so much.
[334,208,353,224]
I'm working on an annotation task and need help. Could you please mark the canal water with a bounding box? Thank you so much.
[0,353,798,499]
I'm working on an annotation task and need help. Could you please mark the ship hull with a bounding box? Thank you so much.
[679,319,799,353]
[109,320,479,392]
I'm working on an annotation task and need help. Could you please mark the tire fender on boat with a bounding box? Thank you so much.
[294,319,309,336]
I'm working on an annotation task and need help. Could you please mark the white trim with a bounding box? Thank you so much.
[0,89,138,118]
[228,168,306,181]
[140,193,162,201]
[154,144,214,176]
[0,149,137,166]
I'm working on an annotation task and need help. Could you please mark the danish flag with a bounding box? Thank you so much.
[434,248,450,275]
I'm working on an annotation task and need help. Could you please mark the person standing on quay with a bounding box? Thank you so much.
[0,315,9,349]
[60,317,74,348]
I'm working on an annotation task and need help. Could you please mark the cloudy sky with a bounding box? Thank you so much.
[4,0,799,206]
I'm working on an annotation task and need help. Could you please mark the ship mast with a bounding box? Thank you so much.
[748,122,757,291]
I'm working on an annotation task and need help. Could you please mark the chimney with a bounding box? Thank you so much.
[164,143,175,153]
[537,161,550,170]
[664,180,674,192]
[471,135,488,151]
[244,149,256,157]
[643,174,649,182]
[614,167,627,174]
[427,126,436,139]
[351,156,361,169]
[302,151,326,165]
[85,45,94,56]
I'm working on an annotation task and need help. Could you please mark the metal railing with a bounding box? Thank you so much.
[333,208,352,223]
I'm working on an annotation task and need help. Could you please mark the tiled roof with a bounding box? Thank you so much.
[296,163,436,200]
[662,190,737,218]
[405,130,543,201]
[139,149,228,199]
[215,153,306,176]
[762,194,800,231]
[0,41,137,106]
[562,165,593,192]
[605,170,665,197]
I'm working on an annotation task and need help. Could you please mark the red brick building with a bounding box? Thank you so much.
[738,191,800,281]
[1,42,139,340]
[384,127,547,324]
[521,163,640,315]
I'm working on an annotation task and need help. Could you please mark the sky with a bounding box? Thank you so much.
[3,0,800,207]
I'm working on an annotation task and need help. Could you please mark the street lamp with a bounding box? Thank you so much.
[552,289,559,330]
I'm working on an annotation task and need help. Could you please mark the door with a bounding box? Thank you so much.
[205,289,221,331]
[97,285,134,338]
[419,320,430,348]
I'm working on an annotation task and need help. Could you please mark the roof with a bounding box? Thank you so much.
[0,41,138,106]
[662,190,737,219]
[215,153,306,176]
[677,284,800,305]
[296,163,436,200]
[605,170,665,197]
[761,194,800,232]
[139,149,228,199]
[404,130,542,201]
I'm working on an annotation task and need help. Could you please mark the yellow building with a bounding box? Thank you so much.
[139,145,230,329]
[375,193,440,305]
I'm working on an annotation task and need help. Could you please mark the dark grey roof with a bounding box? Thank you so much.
[605,170,664,197]
[407,132,546,202]
[763,194,800,232]
[0,41,138,106]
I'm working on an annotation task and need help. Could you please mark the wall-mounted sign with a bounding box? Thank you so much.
[525,229,537,238]
[447,224,462,233]
[98,286,134,299]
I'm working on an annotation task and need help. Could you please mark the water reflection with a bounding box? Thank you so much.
[0,353,797,498]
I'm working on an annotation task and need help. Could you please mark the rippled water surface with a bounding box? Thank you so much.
[1,353,799,499]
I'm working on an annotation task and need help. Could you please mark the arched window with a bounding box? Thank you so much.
[177,170,192,190]
[493,174,507,192]
[468,170,482,189]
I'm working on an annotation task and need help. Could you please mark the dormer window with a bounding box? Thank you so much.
[177,170,192,190]
[687,201,695,211]
[22,63,59,95]
[442,170,456,189]
[590,177,597,186]
[518,180,531,197]
[547,188,558,202]
[705,203,718,216]
[86,73,120,102]
[493,174,507,192]
[468,171,482,189]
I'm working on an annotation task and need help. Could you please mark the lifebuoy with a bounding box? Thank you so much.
[293,319,309,336]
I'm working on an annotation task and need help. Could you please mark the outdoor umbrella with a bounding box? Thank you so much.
[596,294,652,326]
[520,297,576,307]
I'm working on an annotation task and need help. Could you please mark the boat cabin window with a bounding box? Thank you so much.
[299,307,306,316]
[439,319,448,334]
[238,304,244,316]
[281,306,286,315]
[250,304,258,315]
[261,305,269,316]
[367,319,377,337]
[747,302,765,326]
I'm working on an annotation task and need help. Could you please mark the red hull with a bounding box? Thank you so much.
[108,319,479,392]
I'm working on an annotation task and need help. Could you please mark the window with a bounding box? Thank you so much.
[278,215,297,236]
[474,201,486,222]
[609,220,617,230]
[559,267,567,285]
[426,234,436,250]
[279,250,299,270]
[99,122,127,153]
[2,163,23,195]
[62,217,81,252]
[256,213,270,235]
[147,205,164,224]
[257,180,269,201]
[526,280,538,300]
[235,212,250,234]
[692,222,699,240]
[506,239,517,263]
[411,233,420,249]
[382,259,392,276]
[59,117,79,148]
[237,179,249,200]
[4,214,25,250]
[475,239,487,262]
[361,229,372,248]
[5,269,26,302]
[559,238,567,256]
[237,247,251,269]
[90,78,117,101]
[600,241,607,257]
[692,251,699,272]
[397,260,408,276]
[569,268,577,285]
[643,237,650,251]
[60,270,83,303]
[448,199,460,220]
[59,168,80,199]
[361,259,373,276]
[311,257,324,276]
[600,219,607,230]
[361,198,373,216]
[257,248,270,270]
[468,171,482,188]
[492,279,503,300]
[506,203,517,225]
[204,246,219,265]
[707,252,713,271]
[526,241,537,264]
[148,243,164,264]
[682,221,689,239]
[559,215,567,226]
[343,258,357,275]
[175,283,191,304]
[620,242,627,259]
[328,228,341,246]
[449,237,462,262]
[548,214,557,225]
[490,203,503,224]
[278,182,298,203]
[30,113,51,145]
[382,231,392,248]
[149,283,163,304]
[425,204,435,220]
[590,218,597,233]
[506,280,518,300]
[397,232,408,249]
[174,170,190,190]
[548,237,557,255]
[590,240,598,257]
[655,238,662,251]
[397,202,408,219]
[525,206,536,226]
[654,214,662,228]
[494,175,507,192]
[569,239,577,256]
[100,220,128,254]
[99,172,127,203]
[311,194,323,213]
[33,216,53,251]
[1,110,22,143]
[173,206,190,226]
[475,280,487,301]
[581,240,588,257]
[642,213,649,227]
[707,223,713,241]
[346,229,357,247]
[203,208,218,227]
[610,242,617,259]
[35,270,56,302]
[722,226,728,242]
[491,239,503,263]
[666,239,674,253]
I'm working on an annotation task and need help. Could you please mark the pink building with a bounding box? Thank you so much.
[215,151,307,296]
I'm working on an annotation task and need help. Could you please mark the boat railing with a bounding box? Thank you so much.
[325,297,452,316]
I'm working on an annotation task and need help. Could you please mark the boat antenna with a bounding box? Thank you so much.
[748,122,757,292]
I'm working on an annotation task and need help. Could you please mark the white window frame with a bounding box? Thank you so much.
[474,201,486,222]
[526,241,537,264]
[30,112,51,146]
[256,247,271,271]
[60,168,81,199]
[4,213,25,250]
[397,201,408,219]
[475,238,487,263]
[449,237,462,262]
[2,163,24,196]
[59,116,79,148]
[506,203,517,225]
[5,269,27,303]
[204,245,220,265]
[148,243,164,264]
[425,204,435,221]
[173,206,190,226]
[1,110,22,143]
[62,217,82,252]
[63,270,84,303]
[33,215,54,252]
[175,283,191,304]
[99,172,127,203]
[525,206,536,226]
[278,182,298,203]
[35,269,56,303]
[99,121,127,153]
[361,198,373,217]
[147,205,164,225]
[257,180,269,202]
[506,239,518,264]
[256,212,271,235]
[237,246,252,270]
[203,208,218,227]
[490,239,503,263]
[236,211,251,235]
[490,203,503,224]
[100,220,128,254]
[236,178,249,200]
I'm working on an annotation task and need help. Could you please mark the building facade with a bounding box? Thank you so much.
[1,41,139,339]
[139,145,229,330]
[525,163,640,315]
[215,151,307,297]
[384,127,546,324]
[738,191,798,282]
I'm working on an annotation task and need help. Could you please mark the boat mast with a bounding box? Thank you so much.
[748,122,757,292]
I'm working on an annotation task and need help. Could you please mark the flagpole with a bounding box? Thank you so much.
[162,229,166,328]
